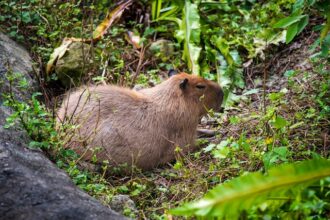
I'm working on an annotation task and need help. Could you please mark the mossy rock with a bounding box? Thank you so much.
[55,42,94,87]
[148,39,175,62]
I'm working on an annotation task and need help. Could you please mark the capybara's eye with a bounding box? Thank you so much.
[196,84,206,89]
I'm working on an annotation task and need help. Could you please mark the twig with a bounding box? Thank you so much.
[131,44,149,86]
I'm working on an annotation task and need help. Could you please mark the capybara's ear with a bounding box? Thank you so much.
[180,78,189,90]
[168,69,178,77]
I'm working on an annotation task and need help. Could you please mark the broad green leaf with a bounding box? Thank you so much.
[272,116,288,129]
[212,141,230,159]
[171,159,330,218]
[296,15,309,35]
[273,15,305,28]
[212,147,230,159]
[286,22,298,43]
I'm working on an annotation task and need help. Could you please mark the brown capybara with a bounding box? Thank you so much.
[57,72,223,170]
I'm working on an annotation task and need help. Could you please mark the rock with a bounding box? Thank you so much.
[0,32,37,102]
[148,39,175,61]
[0,141,127,220]
[55,41,94,87]
[0,33,127,220]
[110,195,138,217]
[0,33,34,79]
[0,32,37,146]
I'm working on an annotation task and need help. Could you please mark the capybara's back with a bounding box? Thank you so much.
[57,72,223,170]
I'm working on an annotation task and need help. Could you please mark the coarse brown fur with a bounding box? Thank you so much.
[57,73,223,170]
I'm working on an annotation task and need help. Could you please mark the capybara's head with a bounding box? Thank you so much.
[168,72,224,115]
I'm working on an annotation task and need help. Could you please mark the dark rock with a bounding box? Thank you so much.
[0,141,127,220]
[0,32,37,147]
[0,33,127,220]
[0,32,37,102]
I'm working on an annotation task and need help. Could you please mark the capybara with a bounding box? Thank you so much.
[57,72,223,170]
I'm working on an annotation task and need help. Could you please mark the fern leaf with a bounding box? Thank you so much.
[171,159,330,219]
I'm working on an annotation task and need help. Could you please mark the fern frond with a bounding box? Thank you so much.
[171,159,330,219]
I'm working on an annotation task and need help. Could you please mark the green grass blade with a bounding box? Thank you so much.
[152,0,162,21]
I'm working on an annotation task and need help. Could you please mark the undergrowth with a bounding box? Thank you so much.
[3,55,329,219]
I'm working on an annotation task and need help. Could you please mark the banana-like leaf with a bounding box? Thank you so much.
[46,0,132,74]
[46,38,73,74]
[181,1,201,75]
[171,159,330,219]
[93,0,133,41]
